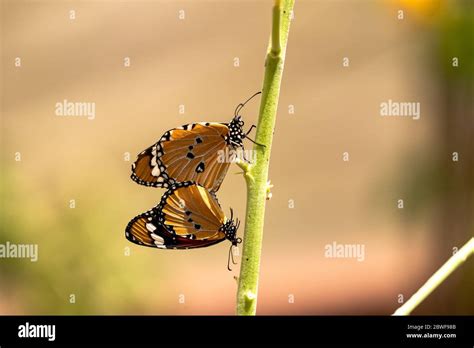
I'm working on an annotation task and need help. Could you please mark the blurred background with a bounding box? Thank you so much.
[0,0,472,315]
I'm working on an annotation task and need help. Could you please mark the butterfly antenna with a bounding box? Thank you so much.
[234,91,262,117]
[234,104,244,118]
[230,207,234,221]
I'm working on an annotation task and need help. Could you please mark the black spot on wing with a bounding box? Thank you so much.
[195,162,205,173]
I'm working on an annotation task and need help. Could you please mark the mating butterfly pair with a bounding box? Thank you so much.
[125,93,261,269]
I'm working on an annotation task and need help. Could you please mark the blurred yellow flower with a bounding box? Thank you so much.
[397,0,445,23]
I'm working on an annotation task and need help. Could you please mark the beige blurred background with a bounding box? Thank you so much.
[1,0,472,315]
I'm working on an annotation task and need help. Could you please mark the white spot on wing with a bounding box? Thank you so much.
[151,233,165,245]
[152,165,160,177]
[146,223,157,232]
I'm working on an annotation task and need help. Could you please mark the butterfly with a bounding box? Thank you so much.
[125,181,242,270]
[131,92,262,192]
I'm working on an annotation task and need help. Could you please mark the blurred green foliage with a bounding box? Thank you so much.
[0,165,166,314]
[438,1,474,79]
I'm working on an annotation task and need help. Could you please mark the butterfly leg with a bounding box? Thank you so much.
[227,244,236,271]
[245,124,256,136]
[242,150,251,163]
[246,136,266,148]
[244,125,266,147]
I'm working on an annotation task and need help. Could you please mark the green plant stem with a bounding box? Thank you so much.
[393,237,474,315]
[236,0,294,316]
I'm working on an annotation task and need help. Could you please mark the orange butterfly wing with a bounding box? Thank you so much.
[125,183,227,249]
[131,123,231,192]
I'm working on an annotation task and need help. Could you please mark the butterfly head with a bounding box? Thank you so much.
[228,115,246,149]
[223,208,242,271]
[222,208,242,246]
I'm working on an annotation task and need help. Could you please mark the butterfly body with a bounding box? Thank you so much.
[131,117,247,192]
[226,115,246,148]
[127,93,261,269]
[125,182,241,250]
